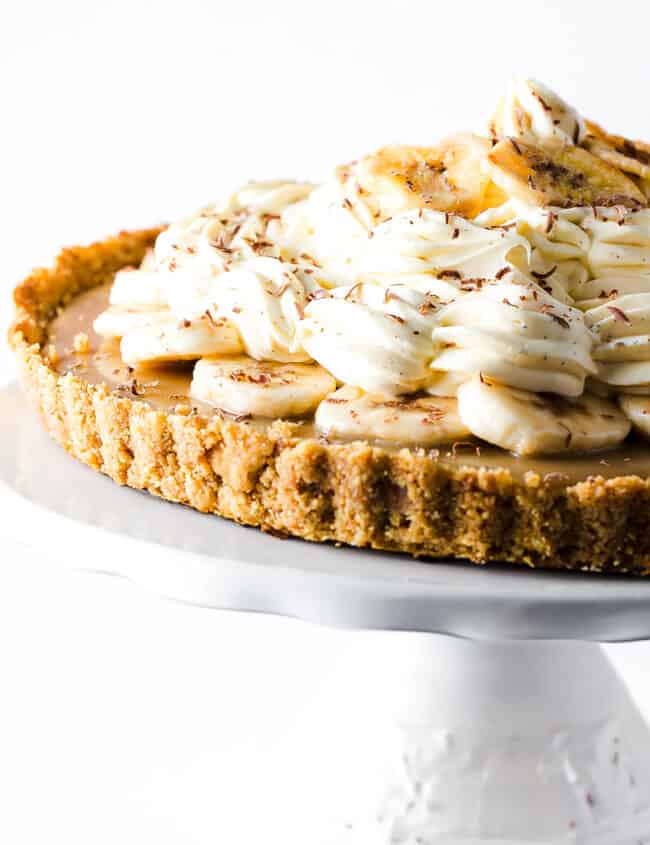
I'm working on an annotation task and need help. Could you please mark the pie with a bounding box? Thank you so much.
[11,79,650,574]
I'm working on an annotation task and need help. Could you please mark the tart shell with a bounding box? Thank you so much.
[9,228,650,575]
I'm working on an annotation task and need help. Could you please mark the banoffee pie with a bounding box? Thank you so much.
[12,79,650,574]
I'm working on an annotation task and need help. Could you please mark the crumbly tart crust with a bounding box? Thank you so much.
[9,229,650,575]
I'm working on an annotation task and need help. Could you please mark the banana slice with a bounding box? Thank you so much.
[356,134,501,219]
[457,375,630,456]
[488,138,647,209]
[619,395,650,438]
[315,385,471,446]
[120,314,242,366]
[93,307,170,338]
[191,356,336,418]
[583,120,650,181]
[109,269,167,308]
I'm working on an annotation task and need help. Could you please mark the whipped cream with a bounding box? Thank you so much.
[511,204,591,302]
[359,209,531,295]
[582,207,650,276]
[96,77,650,415]
[431,280,595,396]
[207,256,310,363]
[299,283,437,396]
[571,208,650,391]
[490,78,586,148]
[275,175,373,287]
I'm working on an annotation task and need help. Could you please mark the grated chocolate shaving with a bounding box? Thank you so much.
[607,305,631,324]
[545,211,557,233]
[531,266,557,281]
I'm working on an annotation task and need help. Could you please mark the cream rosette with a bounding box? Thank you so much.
[106,181,314,323]
[151,210,236,320]
[582,207,650,276]
[513,205,590,299]
[359,209,531,299]
[207,256,311,363]
[94,182,316,361]
[155,180,314,268]
[276,168,376,287]
[430,280,596,397]
[573,208,650,392]
[298,283,438,396]
[476,203,590,303]
[580,293,650,394]
[490,78,586,148]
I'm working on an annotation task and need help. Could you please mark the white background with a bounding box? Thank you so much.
[2,1,650,842]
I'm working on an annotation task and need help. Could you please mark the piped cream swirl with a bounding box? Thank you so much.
[490,78,586,148]
[430,281,595,396]
[95,78,650,420]
[359,209,531,296]
[299,283,438,396]
[572,208,650,391]
[207,256,310,363]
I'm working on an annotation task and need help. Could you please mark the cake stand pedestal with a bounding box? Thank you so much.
[278,634,650,844]
[3,381,650,844]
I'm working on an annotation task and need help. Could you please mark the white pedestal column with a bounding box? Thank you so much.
[279,632,650,844]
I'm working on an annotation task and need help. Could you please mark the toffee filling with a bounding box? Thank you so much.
[48,283,650,484]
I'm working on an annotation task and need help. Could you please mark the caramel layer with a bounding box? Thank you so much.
[48,284,650,484]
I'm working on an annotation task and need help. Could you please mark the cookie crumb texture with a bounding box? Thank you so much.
[9,230,650,575]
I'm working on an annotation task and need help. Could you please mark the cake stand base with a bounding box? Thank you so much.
[278,633,650,844]
[3,383,650,842]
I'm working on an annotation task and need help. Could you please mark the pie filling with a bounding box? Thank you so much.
[49,80,650,465]
[48,283,650,485]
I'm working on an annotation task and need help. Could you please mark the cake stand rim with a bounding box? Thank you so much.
[4,377,650,643]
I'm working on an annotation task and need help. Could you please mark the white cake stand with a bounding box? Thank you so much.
[3,381,650,844]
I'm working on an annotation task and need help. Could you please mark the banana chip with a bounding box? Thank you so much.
[356,134,503,219]
[488,138,646,209]
[583,119,650,182]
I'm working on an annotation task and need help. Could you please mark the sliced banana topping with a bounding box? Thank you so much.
[120,315,242,366]
[94,79,650,453]
[457,375,630,456]
[583,120,650,182]
[356,135,500,220]
[315,385,471,446]
[619,395,650,438]
[93,306,170,339]
[109,269,167,308]
[488,138,647,210]
[191,356,336,418]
